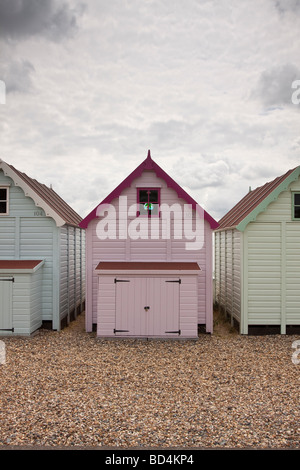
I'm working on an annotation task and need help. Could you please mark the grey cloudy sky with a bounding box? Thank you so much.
[0,0,300,222]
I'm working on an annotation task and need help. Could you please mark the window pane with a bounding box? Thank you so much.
[0,201,7,213]
[294,194,300,206]
[149,203,159,216]
[139,190,148,203]
[294,206,300,219]
[0,188,7,200]
[139,203,148,216]
[138,189,159,216]
[148,190,158,202]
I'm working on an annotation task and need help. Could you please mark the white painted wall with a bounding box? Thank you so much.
[214,228,241,324]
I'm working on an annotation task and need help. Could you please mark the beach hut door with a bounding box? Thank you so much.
[0,278,13,332]
[114,277,180,336]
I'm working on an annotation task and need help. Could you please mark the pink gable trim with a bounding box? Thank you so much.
[79,150,219,229]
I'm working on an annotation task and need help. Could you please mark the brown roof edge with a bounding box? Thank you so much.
[95,261,201,271]
[0,260,44,270]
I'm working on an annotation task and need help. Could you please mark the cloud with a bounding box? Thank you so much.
[174,156,230,191]
[0,0,300,223]
[274,0,300,14]
[0,0,85,41]
[252,63,300,108]
[3,59,35,94]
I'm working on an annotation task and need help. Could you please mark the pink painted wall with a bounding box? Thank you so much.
[85,170,213,333]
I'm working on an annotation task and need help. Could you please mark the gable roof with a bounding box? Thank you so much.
[0,159,82,227]
[217,166,300,231]
[79,150,219,229]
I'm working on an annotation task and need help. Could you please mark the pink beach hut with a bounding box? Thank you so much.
[79,151,218,339]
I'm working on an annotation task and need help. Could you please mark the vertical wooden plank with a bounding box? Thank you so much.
[85,226,94,332]
[59,226,68,323]
[147,277,159,335]
[67,225,70,323]
[82,229,86,306]
[179,276,198,338]
[166,279,180,335]
[29,265,43,333]
[79,229,83,312]
[224,229,227,316]
[137,277,147,335]
[52,223,60,330]
[219,231,222,313]
[205,221,213,333]
[281,221,286,334]
[231,229,234,326]
[241,229,248,334]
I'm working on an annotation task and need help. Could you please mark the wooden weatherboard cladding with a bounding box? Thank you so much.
[0,160,85,335]
[215,165,300,335]
[82,151,216,336]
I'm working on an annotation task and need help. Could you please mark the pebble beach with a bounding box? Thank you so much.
[0,312,299,449]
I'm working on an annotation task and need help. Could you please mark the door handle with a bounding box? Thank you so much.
[144,306,150,312]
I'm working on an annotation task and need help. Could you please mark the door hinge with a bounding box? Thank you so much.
[114,329,129,333]
[165,279,181,284]
[165,330,181,335]
[114,279,130,283]
[0,278,14,282]
[0,328,14,332]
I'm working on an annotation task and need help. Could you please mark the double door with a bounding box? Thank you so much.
[114,277,180,337]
